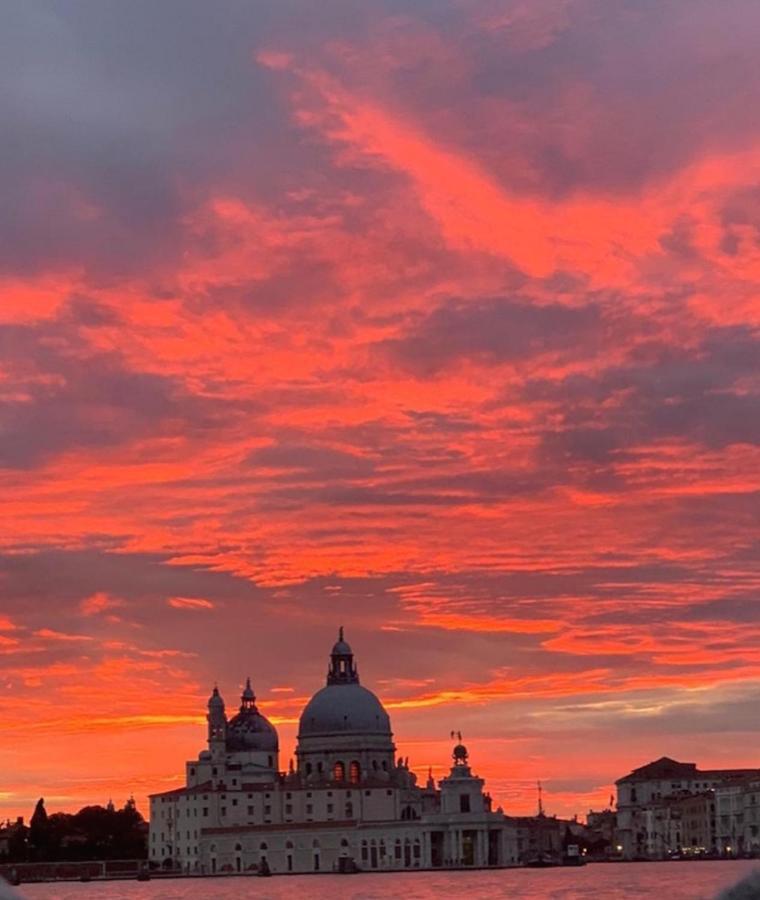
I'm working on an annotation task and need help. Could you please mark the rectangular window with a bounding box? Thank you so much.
[202,808,208,817]
[306,804,313,814]
[460,794,471,813]
[264,805,271,815]
[221,807,226,816]
[247,806,254,815]
[285,804,293,815]
[232,799,238,806]
[327,804,334,814]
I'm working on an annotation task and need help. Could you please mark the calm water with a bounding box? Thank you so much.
[13,862,760,900]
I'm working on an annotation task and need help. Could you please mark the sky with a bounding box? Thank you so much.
[1,0,759,823]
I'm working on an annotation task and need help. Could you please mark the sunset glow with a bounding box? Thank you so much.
[1,1,759,824]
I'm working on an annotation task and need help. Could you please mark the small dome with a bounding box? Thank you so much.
[226,708,278,753]
[299,683,391,737]
[453,743,469,765]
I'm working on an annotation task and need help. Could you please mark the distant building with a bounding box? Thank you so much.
[150,630,523,873]
[0,818,26,860]
[715,777,760,856]
[616,757,760,859]
[585,808,616,857]
[510,814,562,865]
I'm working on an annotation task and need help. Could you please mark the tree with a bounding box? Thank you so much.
[29,798,50,860]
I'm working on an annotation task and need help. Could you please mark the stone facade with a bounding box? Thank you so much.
[149,630,520,873]
[615,757,760,859]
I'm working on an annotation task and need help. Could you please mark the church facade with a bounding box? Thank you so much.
[149,631,519,874]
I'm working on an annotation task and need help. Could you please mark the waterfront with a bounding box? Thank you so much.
[15,862,760,900]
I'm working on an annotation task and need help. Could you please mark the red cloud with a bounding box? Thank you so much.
[167,597,215,611]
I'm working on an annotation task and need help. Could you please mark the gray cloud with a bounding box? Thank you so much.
[380,299,600,375]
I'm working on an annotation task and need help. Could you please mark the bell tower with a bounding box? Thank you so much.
[207,686,227,760]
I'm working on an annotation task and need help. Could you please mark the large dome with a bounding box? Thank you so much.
[299,682,391,737]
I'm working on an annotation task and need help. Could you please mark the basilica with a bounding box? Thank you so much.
[149,630,520,874]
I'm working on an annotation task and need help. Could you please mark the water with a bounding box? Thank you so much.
[13,862,760,900]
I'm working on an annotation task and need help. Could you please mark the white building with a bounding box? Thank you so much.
[616,757,760,859]
[715,778,760,856]
[150,630,519,874]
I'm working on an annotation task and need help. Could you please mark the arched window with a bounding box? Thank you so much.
[349,760,361,784]
[317,761,324,773]
[382,760,388,771]
[333,760,345,782]
[305,762,313,775]
[286,840,294,850]
[235,843,242,851]
[341,838,349,847]
[259,842,268,851]
[312,839,320,849]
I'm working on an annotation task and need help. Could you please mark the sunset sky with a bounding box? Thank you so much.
[2,0,760,823]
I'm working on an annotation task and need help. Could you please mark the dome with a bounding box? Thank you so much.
[225,678,278,753]
[226,708,278,752]
[298,682,391,737]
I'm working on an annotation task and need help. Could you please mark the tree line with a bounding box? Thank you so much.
[1,797,147,862]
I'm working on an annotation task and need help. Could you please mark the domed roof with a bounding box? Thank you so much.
[225,678,278,753]
[298,682,391,737]
[298,628,393,739]
[227,708,278,752]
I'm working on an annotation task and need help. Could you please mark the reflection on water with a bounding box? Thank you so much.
[15,861,760,900]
